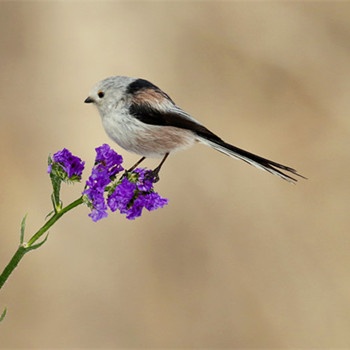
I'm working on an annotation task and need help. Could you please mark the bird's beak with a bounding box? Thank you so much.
[84,96,94,103]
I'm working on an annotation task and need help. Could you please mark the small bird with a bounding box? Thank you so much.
[84,76,304,183]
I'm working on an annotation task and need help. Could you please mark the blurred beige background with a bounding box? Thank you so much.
[0,1,349,348]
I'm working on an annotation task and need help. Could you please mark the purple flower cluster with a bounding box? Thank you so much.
[107,168,168,220]
[49,144,168,221]
[48,148,85,181]
[83,144,168,221]
[83,144,124,222]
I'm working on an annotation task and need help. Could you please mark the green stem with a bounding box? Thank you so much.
[0,246,27,290]
[27,197,83,246]
[0,196,84,290]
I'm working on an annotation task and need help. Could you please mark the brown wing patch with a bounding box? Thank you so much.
[127,78,175,108]
[132,88,170,106]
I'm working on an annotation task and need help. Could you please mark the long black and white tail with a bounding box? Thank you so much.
[199,137,305,183]
[135,100,305,183]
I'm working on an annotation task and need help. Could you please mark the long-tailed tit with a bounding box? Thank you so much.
[84,76,304,183]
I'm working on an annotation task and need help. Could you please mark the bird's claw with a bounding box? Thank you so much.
[145,170,160,183]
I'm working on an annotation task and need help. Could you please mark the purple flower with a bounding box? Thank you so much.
[107,177,136,213]
[95,144,123,177]
[48,148,85,180]
[85,165,111,192]
[106,168,168,220]
[83,167,110,222]
[125,196,145,220]
[88,195,108,222]
[132,168,154,191]
[143,192,169,211]
[83,144,124,222]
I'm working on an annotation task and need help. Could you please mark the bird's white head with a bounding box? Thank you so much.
[84,76,135,116]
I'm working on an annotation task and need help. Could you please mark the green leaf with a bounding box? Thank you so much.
[0,307,7,322]
[26,233,49,251]
[20,214,28,244]
[45,210,55,220]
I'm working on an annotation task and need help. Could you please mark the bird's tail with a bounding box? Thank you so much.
[199,137,305,183]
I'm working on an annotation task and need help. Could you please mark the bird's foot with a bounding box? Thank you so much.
[145,169,160,183]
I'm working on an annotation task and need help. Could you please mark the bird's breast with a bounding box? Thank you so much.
[101,112,196,158]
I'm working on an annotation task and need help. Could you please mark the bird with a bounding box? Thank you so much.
[84,76,304,183]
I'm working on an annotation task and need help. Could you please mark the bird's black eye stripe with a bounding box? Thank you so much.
[98,91,105,98]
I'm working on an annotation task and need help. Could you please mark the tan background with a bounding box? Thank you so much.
[0,1,349,348]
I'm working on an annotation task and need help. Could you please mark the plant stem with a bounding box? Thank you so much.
[0,246,27,290]
[0,196,84,290]
[27,197,83,246]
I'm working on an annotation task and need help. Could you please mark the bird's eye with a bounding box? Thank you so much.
[97,91,105,98]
